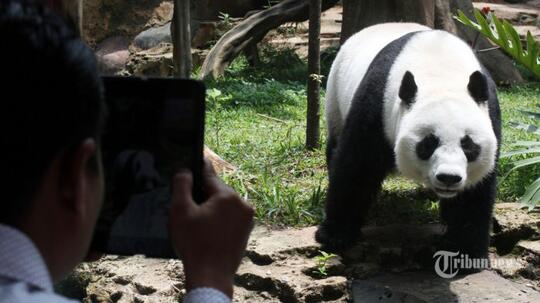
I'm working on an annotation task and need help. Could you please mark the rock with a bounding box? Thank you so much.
[344,224,445,270]
[473,2,539,25]
[246,226,320,264]
[122,43,174,77]
[352,271,540,302]
[517,240,540,255]
[515,25,540,42]
[57,255,185,302]
[83,0,166,47]
[57,224,540,302]
[145,1,173,29]
[492,203,540,255]
[192,22,218,49]
[489,252,529,278]
[95,36,130,75]
[121,43,206,77]
[133,23,172,51]
[236,257,348,302]
[473,1,540,44]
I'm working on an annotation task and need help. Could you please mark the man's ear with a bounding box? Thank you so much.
[59,138,97,215]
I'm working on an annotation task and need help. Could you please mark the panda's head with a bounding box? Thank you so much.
[394,70,498,198]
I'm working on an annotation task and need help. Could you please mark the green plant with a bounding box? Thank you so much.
[218,12,232,27]
[501,138,540,210]
[313,250,337,277]
[454,9,540,78]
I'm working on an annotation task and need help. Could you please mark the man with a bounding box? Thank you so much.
[0,0,254,302]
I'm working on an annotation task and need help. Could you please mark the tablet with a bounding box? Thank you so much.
[90,77,205,258]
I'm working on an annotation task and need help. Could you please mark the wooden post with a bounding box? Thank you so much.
[306,0,321,150]
[172,0,192,78]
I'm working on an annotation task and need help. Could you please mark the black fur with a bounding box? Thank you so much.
[416,134,440,161]
[399,71,417,107]
[316,31,502,261]
[317,33,416,250]
[461,135,481,162]
[468,71,489,104]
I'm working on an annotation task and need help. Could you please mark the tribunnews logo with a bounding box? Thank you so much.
[433,251,492,278]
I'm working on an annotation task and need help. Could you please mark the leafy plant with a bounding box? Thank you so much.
[454,8,540,78]
[501,138,540,210]
[313,250,337,277]
[218,12,232,27]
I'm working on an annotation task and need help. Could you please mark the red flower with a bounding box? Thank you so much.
[481,6,491,15]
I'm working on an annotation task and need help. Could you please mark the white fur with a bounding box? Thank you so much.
[325,23,430,139]
[326,23,498,198]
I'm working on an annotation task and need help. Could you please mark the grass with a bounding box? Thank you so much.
[201,48,540,227]
[497,84,540,202]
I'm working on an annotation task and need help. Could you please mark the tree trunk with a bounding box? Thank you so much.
[172,0,192,78]
[341,0,434,43]
[341,0,522,84]
[306,0,322,150]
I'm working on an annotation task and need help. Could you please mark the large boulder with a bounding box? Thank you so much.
[83,0,171,47]
[95,36,130,75]
[133,23,172,51]
[121,43,175,77]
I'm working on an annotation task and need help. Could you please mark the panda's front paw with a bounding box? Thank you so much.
[315,221,361,252]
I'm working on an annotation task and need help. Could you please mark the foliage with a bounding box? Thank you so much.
[454,9,540,78]
[313,250,337,277]
[218,12,233,28]
[500,124,540,210]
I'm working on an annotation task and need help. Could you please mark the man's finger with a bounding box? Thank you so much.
[171,169,196,213]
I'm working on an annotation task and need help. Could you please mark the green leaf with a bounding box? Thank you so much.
[454,9,540,79]
[500,147,540,158]
[502,20,520,59]
[519,177,540,210]
[474,9,494,39]
[510,155,540,171]
[519,177,540,203]
[511,141,540,147]
[526,31,540,75]
[455,10,480,30]
[506,20,523,58]
[492,14,508,49]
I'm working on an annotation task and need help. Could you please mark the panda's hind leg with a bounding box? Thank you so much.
[439,172,497,261]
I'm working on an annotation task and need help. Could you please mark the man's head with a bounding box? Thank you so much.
[0,0,105,281]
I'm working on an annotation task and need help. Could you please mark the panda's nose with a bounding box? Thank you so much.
[436,173,462,186]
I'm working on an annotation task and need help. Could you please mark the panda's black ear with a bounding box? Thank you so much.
[468,71,489,104]
[399,71,417,108]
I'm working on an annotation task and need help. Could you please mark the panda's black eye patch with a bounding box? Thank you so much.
[416,134,440,160]
[461,135,481,162]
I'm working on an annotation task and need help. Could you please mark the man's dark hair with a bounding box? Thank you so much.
[0,0,105,224]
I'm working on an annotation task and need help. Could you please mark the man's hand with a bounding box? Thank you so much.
[169,161,254,298]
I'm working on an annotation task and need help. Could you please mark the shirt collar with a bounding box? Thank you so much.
[0,224,53,291]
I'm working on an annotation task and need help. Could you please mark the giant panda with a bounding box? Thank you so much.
[315,23,501,260]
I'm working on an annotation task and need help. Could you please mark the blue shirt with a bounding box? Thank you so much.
[0,224,230,303]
